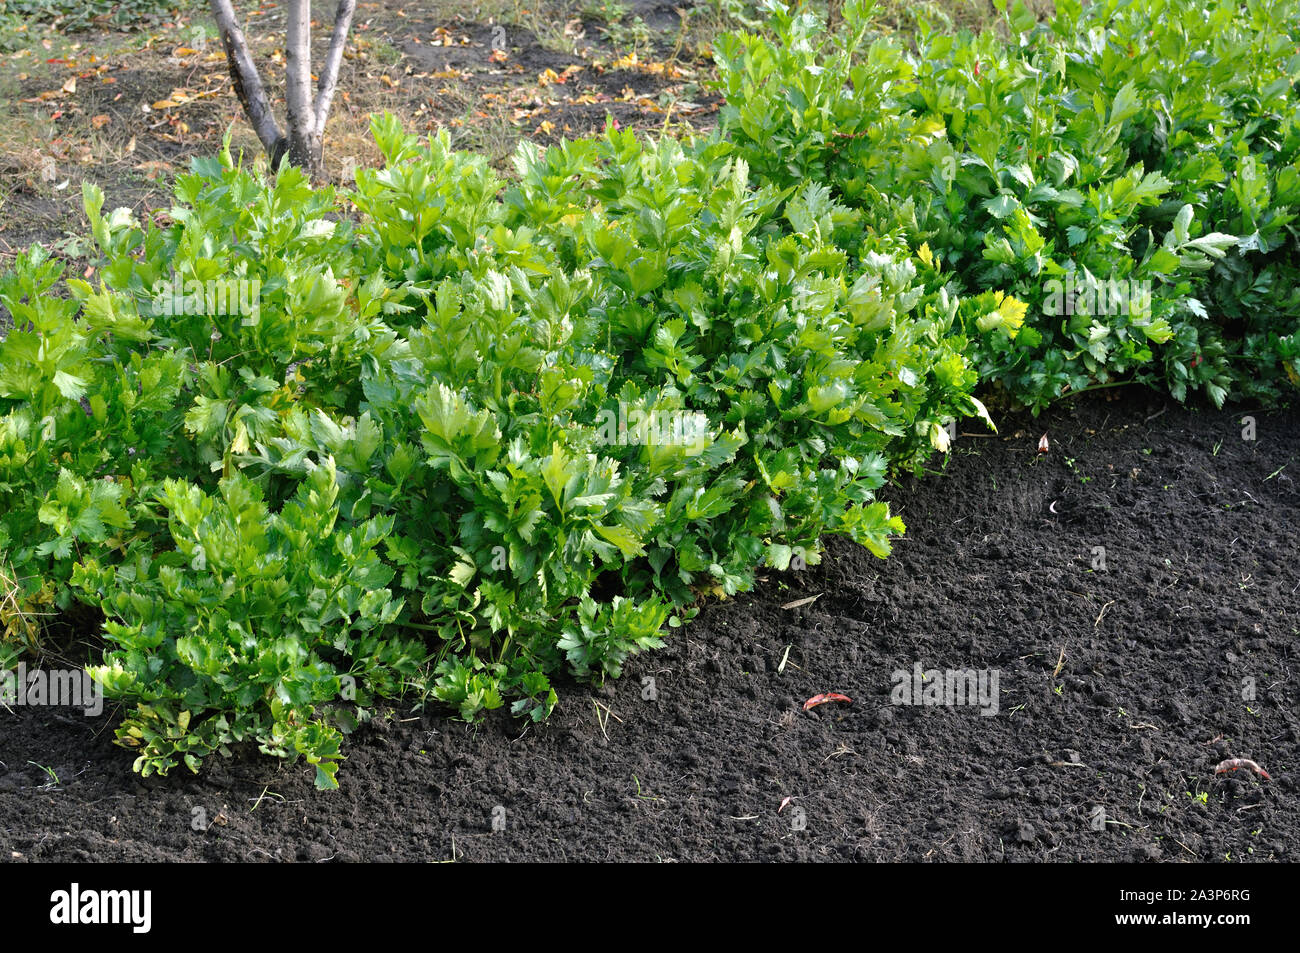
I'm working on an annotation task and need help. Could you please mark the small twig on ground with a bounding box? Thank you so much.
[1094,600,1115,628]
[595,700,622,723]
[248,786,285,812]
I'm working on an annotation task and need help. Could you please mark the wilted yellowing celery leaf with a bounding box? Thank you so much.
[977,292,1027,336]
[929,420,951,452]
[914,116,947,140]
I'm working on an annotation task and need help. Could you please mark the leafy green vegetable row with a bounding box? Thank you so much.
[1,0,1295,788]
[716,0,1300,407]
[1,117,983,786]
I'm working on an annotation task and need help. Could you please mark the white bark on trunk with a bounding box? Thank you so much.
[210,0,355,180]
[314,0,358,137]
[284,0,318,175]
[209,0,286,165]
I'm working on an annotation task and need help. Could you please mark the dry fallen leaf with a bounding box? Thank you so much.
[1214,758,1271,780]
[134,160,173,180]
[802,692,852,711]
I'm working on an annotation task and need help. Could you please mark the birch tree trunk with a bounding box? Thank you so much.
[209,0,357,181]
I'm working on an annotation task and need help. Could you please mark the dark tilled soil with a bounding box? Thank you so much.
[1,391,1297,862]
[385,11,718,147]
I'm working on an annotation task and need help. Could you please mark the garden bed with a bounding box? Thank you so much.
[2,390,1295,862]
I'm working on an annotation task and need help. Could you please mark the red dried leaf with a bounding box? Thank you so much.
[1214,758,1271,780]
[802,692,852,711]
